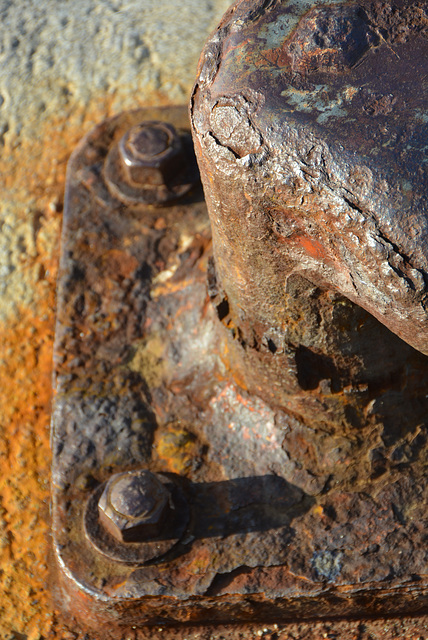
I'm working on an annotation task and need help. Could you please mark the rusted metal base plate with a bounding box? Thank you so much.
[52,106,428,633]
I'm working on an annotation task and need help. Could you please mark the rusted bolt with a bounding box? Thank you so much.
[103,120,199,205]
[98,470,171,543]
[118,121,184,187]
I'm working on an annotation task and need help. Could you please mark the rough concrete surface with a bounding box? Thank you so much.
[0,0,427,639]
[0,1,232,637]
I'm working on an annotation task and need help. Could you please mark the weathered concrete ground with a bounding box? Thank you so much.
[1,0,427,638]
[0,2,231,637]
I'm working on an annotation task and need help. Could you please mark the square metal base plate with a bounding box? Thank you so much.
[52,106,428,634]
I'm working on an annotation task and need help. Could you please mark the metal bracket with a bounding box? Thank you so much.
[52,105,428,634]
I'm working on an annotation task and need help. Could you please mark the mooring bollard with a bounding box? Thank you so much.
[51,0,427,633]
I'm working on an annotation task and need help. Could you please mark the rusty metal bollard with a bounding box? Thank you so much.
[191,0,428,433]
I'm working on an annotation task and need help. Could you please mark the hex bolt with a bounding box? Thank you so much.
[103,118,199,205]
[98,470,171,543]
[118,121,184,188]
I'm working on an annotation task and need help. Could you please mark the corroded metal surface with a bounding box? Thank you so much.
[190,0,428,517]
[52,104,427,633]
[191,0,428,355]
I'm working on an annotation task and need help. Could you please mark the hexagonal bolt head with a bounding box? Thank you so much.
[98,470,171,543]
[118,121,184,188]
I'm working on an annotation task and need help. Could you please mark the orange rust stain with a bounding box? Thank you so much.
[101,249,140,280]
[0,304,59,638]
[219,352,250,393]
[151,276,196,299]
[0,135,67,635]
[223,37,252,58]
[260,46,291,68]
[295,235,330,261]
[154,425,200,476]
[234,391,256,411]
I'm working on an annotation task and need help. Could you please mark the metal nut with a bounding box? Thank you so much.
[118,121,184,188]
[98,470,171,543]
